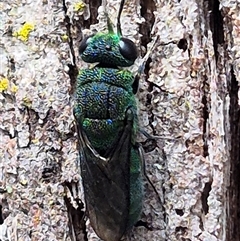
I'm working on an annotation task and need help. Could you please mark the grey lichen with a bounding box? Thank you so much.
[0,0,237,240]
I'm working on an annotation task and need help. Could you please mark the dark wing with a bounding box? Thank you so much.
[76,108,135,241]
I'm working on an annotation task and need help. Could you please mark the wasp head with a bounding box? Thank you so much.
[79,33,138,67]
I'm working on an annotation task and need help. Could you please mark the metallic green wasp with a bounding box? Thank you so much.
[73,1,143,240]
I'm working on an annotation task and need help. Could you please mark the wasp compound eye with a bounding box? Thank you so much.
[79,36,93,54]
[119,38,138,62]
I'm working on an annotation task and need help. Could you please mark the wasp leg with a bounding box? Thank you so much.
[132,36,160,94]
[140,128,178,141]
[138,145,162,205]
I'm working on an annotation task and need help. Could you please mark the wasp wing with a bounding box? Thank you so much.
[76,110,135,241]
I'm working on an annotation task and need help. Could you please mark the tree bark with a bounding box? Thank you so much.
[0,0,238,240]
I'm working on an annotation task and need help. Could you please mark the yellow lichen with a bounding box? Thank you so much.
[32,139,39,144]
[0,78,9,92]
[49,96,55,102]
[13,22,34,42]
[6,186,13,194]
[20,179,28,186]
[61,34,68,42]
[11,84,18,93]
[22,97,32,107]
[74,1,85,12]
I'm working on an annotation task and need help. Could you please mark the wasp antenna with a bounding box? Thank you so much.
[117,0,125,36]
[106,13,114,33]
[102,0,114,33]
[135,36,159,81]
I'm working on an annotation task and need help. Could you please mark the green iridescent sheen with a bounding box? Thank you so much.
[74,16,142,241]
[74,66,143,231]
[74,67,138,150]
[80,33,135,67]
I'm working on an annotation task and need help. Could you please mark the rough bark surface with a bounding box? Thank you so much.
[0,0,239,240]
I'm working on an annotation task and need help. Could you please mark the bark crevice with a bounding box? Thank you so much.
[139,0,156,50]
[201,181,212,215]
[229,67,240,241]
[207,0,224,62]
